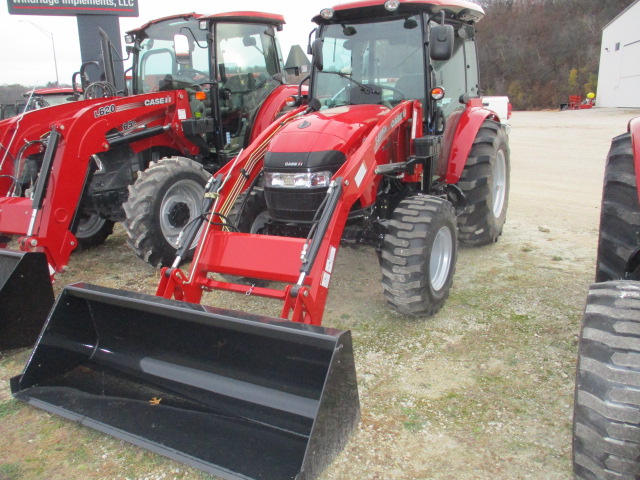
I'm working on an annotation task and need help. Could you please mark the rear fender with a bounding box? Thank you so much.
[444,102,498,185]
[249,84,306,144]
[629,116,640,205]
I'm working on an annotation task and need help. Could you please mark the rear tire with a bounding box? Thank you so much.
[573,280,640,480]
[596,133,640,282]
[380,195,457,316]
[74,212,114,250]
[457,119,510,245]
[123,157,210,267]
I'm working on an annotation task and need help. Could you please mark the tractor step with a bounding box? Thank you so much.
[11,283,359,480]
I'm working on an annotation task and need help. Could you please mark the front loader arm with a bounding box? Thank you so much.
[158,100,422,325]
[0,92,197,276]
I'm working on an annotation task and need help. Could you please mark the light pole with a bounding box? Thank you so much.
[19,20,60,87]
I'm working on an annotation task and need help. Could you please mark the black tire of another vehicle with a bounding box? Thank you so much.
[573,280,640,480]
[457,119,510,245]
[380,195,457,316]
[596,133,640,282]
[74,212,114,250]
[123,157,210,267]
[226,188,270,234]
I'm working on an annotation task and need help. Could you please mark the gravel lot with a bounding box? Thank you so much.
[2,107,640,480]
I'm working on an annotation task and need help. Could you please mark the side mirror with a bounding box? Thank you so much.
[243,36,257,47]
[312,38,324,72]
[429,25,454,61]
[285,44,311,77]
[173,34,191,65]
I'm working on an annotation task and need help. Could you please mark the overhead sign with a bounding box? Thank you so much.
[6,0,138,17]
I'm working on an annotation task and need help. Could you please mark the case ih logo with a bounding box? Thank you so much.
[6,0,139,17]
[144,96,172,107]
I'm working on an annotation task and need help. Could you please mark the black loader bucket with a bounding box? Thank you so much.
[11,283,360,480]
[0,250,54,350]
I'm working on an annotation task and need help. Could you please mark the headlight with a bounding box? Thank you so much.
[265,171,333,188]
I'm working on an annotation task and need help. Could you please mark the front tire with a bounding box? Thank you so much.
[123,157,210,267]
[573,281,640,480]
[380,195,457,316]
[596,133,640,282]
[74,212,114,250]
[457,119,510,245]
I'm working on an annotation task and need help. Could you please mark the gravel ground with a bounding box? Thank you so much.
[2,107,640,480]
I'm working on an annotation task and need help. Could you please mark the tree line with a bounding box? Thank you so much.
[475,0,634,109]
[2,1,635,111]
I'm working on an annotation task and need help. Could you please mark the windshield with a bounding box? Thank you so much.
[314,15,425,109]
[134,18,209,94]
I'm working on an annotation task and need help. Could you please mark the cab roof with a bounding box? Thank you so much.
[312,0,484,24]
[127,12,285,35]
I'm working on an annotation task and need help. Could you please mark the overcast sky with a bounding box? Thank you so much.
[0,0,335,86]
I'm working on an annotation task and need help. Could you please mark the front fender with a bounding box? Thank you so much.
[444,104,499,185]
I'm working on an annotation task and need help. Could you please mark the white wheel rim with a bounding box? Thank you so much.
[76,213,106,239]
[250,211,270,234]
[492,149,507,218]
[160,179,205,249]
[430,226,453,292]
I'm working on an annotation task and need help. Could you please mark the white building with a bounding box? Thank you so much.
[597,0,640,108]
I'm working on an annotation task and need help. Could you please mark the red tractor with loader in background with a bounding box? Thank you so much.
[0,11,299,274]
[10,1,510,479]
[572,117,640,479]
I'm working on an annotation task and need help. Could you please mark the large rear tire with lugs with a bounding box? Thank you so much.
[457,119,510,245]
[573,280,640,480]
[123,157,210,267]
[380,195,457,316]
[596,133,640,282]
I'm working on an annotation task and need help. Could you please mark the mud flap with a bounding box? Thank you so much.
[0,250,54,350]
[11,283,360,480]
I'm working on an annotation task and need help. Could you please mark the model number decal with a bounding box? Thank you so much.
[144,96,172,107]
[122,120,136,131]
[94,104,116,118]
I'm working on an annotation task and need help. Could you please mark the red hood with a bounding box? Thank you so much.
[267,104,389,157]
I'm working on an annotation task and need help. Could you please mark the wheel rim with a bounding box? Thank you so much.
[160,179,205,249]
[250,211,270,234]
[76,212,106,239]
[430,226,453,292]
[492,149,507,218]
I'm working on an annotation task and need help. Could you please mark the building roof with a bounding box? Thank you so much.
[603,0,640,30]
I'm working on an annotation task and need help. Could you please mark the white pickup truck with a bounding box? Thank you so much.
[482,96,512,134]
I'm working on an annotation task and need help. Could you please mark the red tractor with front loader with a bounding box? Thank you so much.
[0,11,299,271]
[9,1,510,479]
[0,11,303,347]
[572,117,640,479]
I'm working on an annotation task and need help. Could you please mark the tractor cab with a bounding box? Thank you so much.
[126,12,288,161]
[309,0,484,132]
[261,0,485,226]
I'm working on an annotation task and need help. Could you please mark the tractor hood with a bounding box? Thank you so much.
[265,104,389,168]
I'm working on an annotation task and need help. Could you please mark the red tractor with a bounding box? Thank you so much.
[0,12,300,274]
[10,1,510,479]
[572,117,640,479]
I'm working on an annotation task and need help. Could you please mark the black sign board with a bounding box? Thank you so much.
[6,0,138,17]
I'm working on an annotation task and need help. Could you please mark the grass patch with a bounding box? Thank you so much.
[0,463,24,480]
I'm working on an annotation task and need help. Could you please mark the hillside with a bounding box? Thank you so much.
[476,0,634,109]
